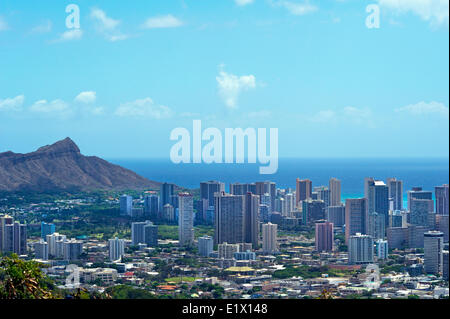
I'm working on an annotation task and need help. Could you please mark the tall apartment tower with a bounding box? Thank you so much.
[0,217,27,255]
[178,193,194,247]
[214,192,245,245]
[198,236,214,257]
[315,220,334,252]
[329,178,342,206]
[387,178,403,211]
[119,195,133,216]
[160,183,175,211]
[131,221,155,246]
[244,192,260,249]
[255,182,276,212]
[200,181,225,207]
[345,198,369,243]
[435,184,449,215]
[366,180,389,229]
[296,179,312,207]
[229,183,256,195]
[424,231,444,275]
[109,237,125,262]
[262,223,278,254]
[348,233,374,264]
[144,195,159,219]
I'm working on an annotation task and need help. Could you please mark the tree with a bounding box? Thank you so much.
[0,254,55,299]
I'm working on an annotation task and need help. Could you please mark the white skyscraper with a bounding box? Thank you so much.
[34,240,49,260]
[109,237,125,262]
[262,223,278,254]
[178,193,194,247]
[348,233,374,264]
[375,239,388,260]
[424,231,444,275]
[198,236,213,257]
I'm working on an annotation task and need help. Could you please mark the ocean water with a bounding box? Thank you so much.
[110,158,449,201]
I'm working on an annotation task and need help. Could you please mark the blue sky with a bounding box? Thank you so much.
[0,0,448,159]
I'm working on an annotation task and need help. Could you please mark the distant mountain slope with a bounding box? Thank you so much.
[0,138,161,192]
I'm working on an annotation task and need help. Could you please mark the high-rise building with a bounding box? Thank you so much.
[229,183,256,195]
[296,179,312,206]
[364,177,375,200]
[387,178,403,211]
[163,204,175,222]
[0,215,13,252]
[178,193,194,247]
[120,195,133,216]
[315,220,334,252]
[314,186,331,208]
[262,223,278,254]
[424,231,444,275]
[46,233,67,258]
[436,214,449,243]
[375,239,388,260]
[255,182,276,213]
[282,193,296,218]
[367,180,389,228]
[144,223,158,247]
[63,239,83,261]
[345,198,369,243]
[435,184,449,216]
[443,251,449,280]
[348,233,374,264]
[214,192,245,245]
[109,237,125,262]
[34,240,49,260]
[198,236,213,257]
[144,195,159,219]
[302,199,326,225]
[368,212,386,240]
[407,187,433,211]
[201,181,225,207]
[244,192,260,249]
[160,183,175,211]
[329,178,342,206]
[131,221,152,245]
[41,222,55,239]
[327,205,345,227]
[0,218,27,255]
[410,199,434,227]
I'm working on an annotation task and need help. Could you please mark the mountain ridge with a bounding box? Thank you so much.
[0,138,161,192]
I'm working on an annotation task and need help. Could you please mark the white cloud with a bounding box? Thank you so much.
[30,99,72,118]
[31,20,52,34]
[142,15,184,29]
[115,98,173,119]
[271,0,318,16]
[216,67,257,109]
[0,17,8,31]
[58,29,83,41]
[91,8,120,31]
[90,8,129,42]
[377,0,449,27]
[0,95,25,112]
[75,91,97,104]
[309,107,374,126]
[395,101,449,116]
[235,0,255,6]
